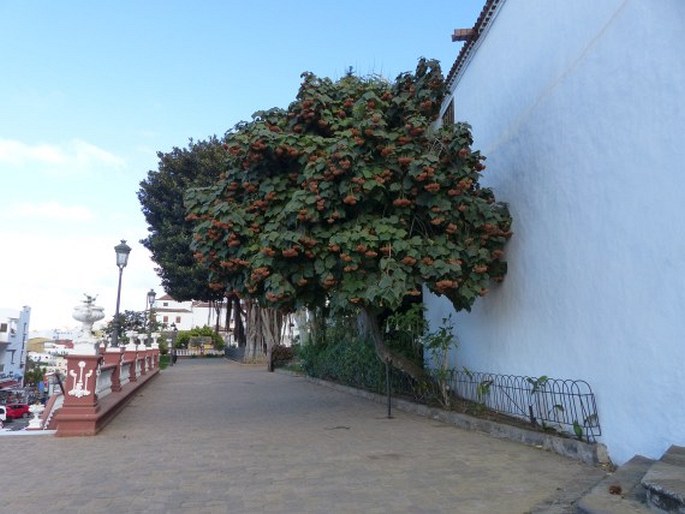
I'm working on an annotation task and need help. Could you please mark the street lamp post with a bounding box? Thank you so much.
[167,337,174,366]
[112,240,131,347]
[170,324,178,365]
[146,288,156,346]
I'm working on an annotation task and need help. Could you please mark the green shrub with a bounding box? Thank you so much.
[298,336,385,392]
[295,305,432,397]
[176,326,225,350]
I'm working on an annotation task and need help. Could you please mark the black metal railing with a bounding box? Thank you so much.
[360,366,601,442]
[297,349,602,443]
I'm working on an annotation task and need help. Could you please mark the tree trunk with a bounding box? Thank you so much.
[260,307,283,372]
[224,297,232,337]
[292,309,310,345]
[360,307,427,382]
[309,306,327,345]
[214,300,222,333]
[242,300,283,369]
[243,299,264,361]
[232,296,246,347]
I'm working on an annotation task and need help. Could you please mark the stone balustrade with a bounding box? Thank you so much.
[176,348,224,357]
[44,342,160,436]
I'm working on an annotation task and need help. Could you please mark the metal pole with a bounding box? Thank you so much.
[386,358,392,419]
[146,297,151,347]
[112,266,124,347]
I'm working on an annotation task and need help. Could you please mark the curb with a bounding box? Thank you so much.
[281,370,611,467]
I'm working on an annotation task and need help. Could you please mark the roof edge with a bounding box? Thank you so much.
[445,0,505,89]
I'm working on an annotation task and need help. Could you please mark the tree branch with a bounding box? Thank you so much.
[360,307,427,382]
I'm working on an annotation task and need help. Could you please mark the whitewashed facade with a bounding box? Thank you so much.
[153,295,194,330]
[153,295,227,332]
[428,0,685,465]
[0,306,31,387]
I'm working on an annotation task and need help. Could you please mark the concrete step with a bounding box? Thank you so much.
[575,455,654,513]
[641,445,685,513]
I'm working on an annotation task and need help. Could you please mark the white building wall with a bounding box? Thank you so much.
[152,297,228,331]
[0,306,31,383]
[154,297,194,330]
[428,0,685,465]
[191,305,215,329]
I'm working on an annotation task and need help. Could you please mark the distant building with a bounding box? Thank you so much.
[27,337,51,353]
[27,349,68,379]
[44,340,73,356]
[190,300,228,331]
[152,295,194,330]
[0,306,31,389]
[153,295,231,333]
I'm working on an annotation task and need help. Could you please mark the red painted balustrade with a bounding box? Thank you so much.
[37,343,160,436]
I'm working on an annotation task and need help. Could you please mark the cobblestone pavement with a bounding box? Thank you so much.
[1,359,605,513]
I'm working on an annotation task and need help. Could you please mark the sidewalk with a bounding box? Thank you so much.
[2,359,606,513]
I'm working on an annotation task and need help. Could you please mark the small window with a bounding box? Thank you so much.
[0,323,7,332]
[442,98,455,126]
[163,316,169,323]
[163,302,168,307]
[175,316,181,323]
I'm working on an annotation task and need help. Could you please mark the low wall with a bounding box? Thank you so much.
[48,343,160,437]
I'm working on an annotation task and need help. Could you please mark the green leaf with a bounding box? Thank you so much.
[573,420,583,440]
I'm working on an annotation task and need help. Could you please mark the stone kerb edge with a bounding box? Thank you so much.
[300,374,610,466]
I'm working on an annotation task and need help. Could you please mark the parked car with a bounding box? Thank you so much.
[0,405,6,422]
[4,403,30,420]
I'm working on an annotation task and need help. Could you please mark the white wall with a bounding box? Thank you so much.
[429,0,685,465]
[0,306,31,381]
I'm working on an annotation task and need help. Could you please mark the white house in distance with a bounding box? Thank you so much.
[153,294,224,331]
[153,294,193,330]
[427,0,685,465]
[0,306,31,389]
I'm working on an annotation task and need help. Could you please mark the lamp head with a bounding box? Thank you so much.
[114,240,132,269]
[147,288,157,307]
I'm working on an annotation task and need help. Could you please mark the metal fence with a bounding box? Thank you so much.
[387,368,601,443]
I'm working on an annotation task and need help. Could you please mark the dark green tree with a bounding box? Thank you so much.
[138,137,228,302]
[24,359,45,387]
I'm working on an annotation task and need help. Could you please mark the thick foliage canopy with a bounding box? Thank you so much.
[138,137,227,302]
[186,59,511,315]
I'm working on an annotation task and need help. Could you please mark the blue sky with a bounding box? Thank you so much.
[0,0,483,332]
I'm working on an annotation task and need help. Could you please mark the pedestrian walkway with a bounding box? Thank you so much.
[2,359,606,513]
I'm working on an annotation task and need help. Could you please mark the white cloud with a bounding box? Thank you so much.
[0,231,162,332]
[0,138,125,177]
[71,139,125,169]
[4,201,95,222]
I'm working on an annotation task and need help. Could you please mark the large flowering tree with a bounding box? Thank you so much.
[185,59,512,378]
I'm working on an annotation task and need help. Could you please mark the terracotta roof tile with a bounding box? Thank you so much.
[446,0,503,88]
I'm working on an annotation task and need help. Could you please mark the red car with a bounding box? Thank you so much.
[4,403,30,420]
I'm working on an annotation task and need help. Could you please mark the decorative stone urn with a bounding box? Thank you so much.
[72,294,105,355]
[125,330,141,348]
[27,403,45,430]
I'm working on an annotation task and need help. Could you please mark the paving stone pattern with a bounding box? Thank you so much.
[2,359,606,513]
